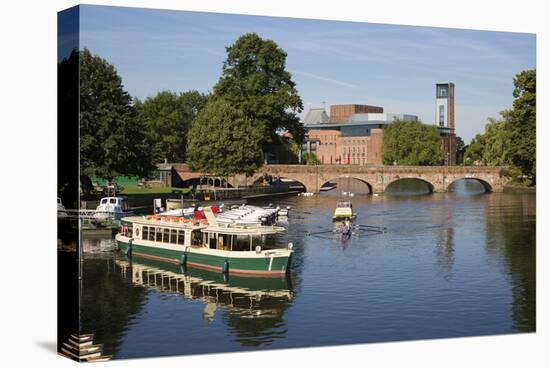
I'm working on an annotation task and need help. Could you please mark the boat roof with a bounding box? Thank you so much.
[336,201,352,207]
[202,223,285,235]
[121,216,285,235]
[121,216,208,229]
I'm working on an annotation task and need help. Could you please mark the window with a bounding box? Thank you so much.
[439,105,445,126]
[170,229,177,244]
[155,227,162,242]
[142,226,149,240]
[437,85,448,98]
[163,228,170,243]
[149,227,155,241]
[109,198,116,204]
[192,230,202,246]
[135,227,140,238]
[177,230,185,245]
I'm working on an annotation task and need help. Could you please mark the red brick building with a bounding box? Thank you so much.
[302,83,458,165]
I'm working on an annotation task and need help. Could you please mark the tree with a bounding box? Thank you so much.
[79,48,154,182]
[463,69,535,185]
[504,69,536,182]
[302,152,321,165]
[186,98,263,177]
[464,133,486,165]
[456,136,465,165]
[382,119,444,165]
[213,33,304,151]
[135,90,209,163]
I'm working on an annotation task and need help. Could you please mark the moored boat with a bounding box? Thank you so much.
[93,196,132,221]
[333,201,355,221]
[115,207,293,277]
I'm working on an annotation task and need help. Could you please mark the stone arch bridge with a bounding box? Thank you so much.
[172,164,509,194]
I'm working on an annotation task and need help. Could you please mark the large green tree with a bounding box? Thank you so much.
[463,69,535,185]
[382,119,444,165]
[212,33,305,150]
[135,90,209,163]
[505,69,536,181]
[79,48,154,182]
[186,98,263,177]
[464,117,511,166]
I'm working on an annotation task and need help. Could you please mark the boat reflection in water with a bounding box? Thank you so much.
[115,256,293,325]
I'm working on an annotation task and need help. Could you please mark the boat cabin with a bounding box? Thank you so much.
[120,217,285,252]
[97,197,130,211]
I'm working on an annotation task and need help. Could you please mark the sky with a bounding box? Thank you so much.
[74,5,536,143]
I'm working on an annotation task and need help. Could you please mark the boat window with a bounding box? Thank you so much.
[170,229,177,244]
[190,230,202,247]
[177,230,185,245]
[109,198,117,204]
[155,227,162,242]
[148,226,155,241]
[163,228,170,243]
[142,226,149,240]
[101,199,108,204]
[209,234,217,249]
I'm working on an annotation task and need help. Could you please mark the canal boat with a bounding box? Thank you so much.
[115,207,293,277]
[93,196,132,221]
[333,201,355,221]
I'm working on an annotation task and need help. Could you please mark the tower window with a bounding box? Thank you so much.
[439,105,445,127]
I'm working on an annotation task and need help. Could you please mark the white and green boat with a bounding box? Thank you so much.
[115,207,293,277]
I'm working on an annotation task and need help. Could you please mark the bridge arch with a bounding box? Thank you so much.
[447,177,492,193]
[384,177,435,194]
[320,176,373,194]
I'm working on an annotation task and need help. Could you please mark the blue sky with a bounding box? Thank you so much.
[76,5,535,143]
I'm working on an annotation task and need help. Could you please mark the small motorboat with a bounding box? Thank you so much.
[93,196,132,221]
[333,201,355,221]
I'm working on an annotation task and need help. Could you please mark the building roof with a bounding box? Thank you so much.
[302,107,329,125]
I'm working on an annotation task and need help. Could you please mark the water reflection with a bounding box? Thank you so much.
[484,194,536,331]
[64,188,535,358]
[320,177,371,196]
[385,178,432,195]
[115,257,293,346]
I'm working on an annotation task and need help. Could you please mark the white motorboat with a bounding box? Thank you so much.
[93,197,132,221]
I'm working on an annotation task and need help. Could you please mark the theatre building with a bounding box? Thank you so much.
[302,83,457,165]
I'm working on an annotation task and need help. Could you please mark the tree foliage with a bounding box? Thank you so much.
[382,119,444,165]
[302,152,321,165]
[464,118,511,166]
[506,69,536,181]
[135,90,208,163]
[79,48,154,181]
[464,69,535,185]
[186,99,264,177]
[212,33,304,149]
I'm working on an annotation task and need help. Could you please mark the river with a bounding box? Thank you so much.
[63,180,536,359]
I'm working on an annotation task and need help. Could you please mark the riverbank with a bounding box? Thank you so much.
[503,184,536,194]
[120,186,190,195]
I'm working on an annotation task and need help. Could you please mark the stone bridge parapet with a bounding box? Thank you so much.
[172,164,509,194]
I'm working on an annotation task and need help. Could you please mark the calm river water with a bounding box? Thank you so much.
[69,180,536,359]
